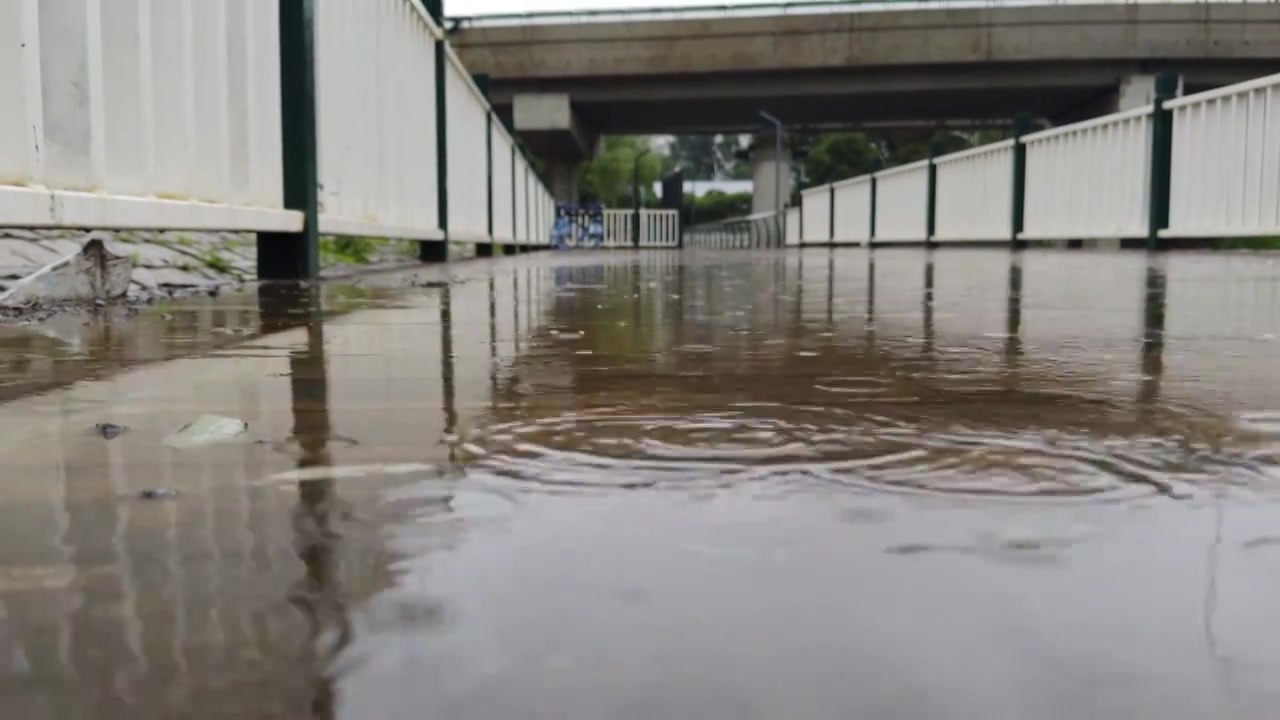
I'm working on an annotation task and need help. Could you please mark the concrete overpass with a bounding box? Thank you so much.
[449,2,1280,206]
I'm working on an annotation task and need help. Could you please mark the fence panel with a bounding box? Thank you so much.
[444,49,489,242]
[640,210,681,247]
[315,0,439,239]
[873,160,930,242]
[514,156,529,244]
[1165,74,1280,239]
[0,0,297,231]
[491,125,515,242]
[604,210,630,246]
[784,207,801,246]
[933,140,1014,242]
[1021,107,1151,240]
[800,185,831,244]
[832,176,871,245]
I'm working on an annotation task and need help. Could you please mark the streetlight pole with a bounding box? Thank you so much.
[632,147,652,248]
[758,110,783,215]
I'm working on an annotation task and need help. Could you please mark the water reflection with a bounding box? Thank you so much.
[3,249,1280,717]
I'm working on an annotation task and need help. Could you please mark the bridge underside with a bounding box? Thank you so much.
[487,61,1280,134]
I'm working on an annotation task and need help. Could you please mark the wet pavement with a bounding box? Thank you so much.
[2,247,1280,718]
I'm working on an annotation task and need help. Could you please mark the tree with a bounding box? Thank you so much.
[802,133,879,186]
[685,190,753,225]
[799,129,998,190]
[716,135,752,180]
[577,136,665,207]
[665,135,718,180]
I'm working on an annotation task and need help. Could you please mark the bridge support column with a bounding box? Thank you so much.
[512,93,597,204]
[1115,73,1185,112]
[749,131,792,215]
[547,159,581,204]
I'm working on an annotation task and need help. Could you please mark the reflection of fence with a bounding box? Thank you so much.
[0,1,555,279]
[795,70,1280,247]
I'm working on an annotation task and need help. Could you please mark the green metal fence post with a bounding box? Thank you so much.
[868,157,882,248]
[422,0,448,262]
[474,73,495,258]
[925,140,940,248]
[798,195,804,245]
[828,183,835,246]
[259,0,319,280]
[1010,114,1032,250]
[1147,72,1179,251]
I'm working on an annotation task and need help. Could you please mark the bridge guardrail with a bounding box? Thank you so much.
[797,70,1279,249]
[0,0,557,280]
[684,212,783,249]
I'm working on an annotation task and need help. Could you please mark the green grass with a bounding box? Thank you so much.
[201,251,234,275]
[1215,236,1280,250]
[320,236,380,266]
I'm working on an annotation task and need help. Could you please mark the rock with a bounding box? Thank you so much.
[0,238,132,308]
[95,423,128,440]
[138,488,179,500]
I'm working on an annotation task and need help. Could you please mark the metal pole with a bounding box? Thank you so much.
[632,148,651,248]
[759,110,783,215]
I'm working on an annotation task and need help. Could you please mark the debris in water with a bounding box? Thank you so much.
[138,488,179,500]
[94,422,127,440]
[163,414,250,449]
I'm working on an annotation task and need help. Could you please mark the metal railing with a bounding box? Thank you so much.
[793,70,1280,248]
[0,0,558,281]
[449,0,1271,27]
[683,212,784,249]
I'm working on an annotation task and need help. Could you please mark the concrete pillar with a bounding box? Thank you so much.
[750,131,792,215]
[547,159,580,204]
[1114,73,1185,112]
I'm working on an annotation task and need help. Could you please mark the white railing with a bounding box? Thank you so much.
[0,0,297,231]
[315,0,440,239]
[1022,107,1152,240]
[492,124,516,243]
[444,46,490,243]
[602,209,681,247]
[873,159,930,242]
[514,156,530,244]
[793,70,1280,249]
[800,185,831,244]
[932,140,1014,242]
[1165,74,1280,239]
[639,209,680,247]
[785,206,801,246]
[832,176,872,245]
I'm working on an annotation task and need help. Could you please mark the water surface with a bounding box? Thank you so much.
[2,248,1280,719]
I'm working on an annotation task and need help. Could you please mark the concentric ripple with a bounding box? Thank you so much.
[460,400,1268,502]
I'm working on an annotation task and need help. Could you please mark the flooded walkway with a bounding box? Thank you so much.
[2,248,1280,718]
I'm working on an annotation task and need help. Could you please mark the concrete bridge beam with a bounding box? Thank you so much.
[512,93,599,203]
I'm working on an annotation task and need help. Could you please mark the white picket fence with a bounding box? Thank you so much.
[0,0,553,251]
[797,70,1280,245]
[602,209,682,247]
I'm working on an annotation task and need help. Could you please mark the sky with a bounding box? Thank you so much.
[449,0,757,16]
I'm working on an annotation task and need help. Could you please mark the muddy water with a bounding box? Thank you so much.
[2,248,1280,718]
